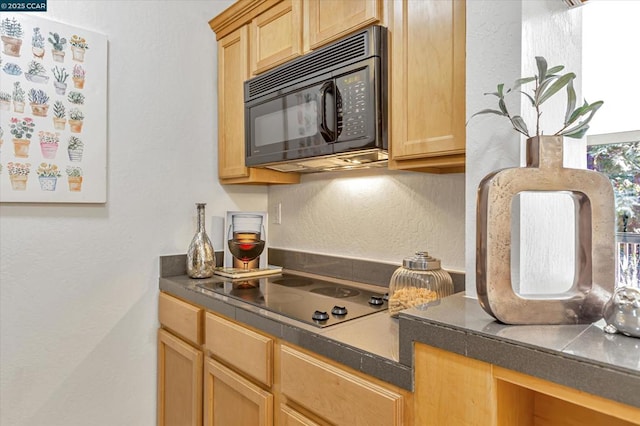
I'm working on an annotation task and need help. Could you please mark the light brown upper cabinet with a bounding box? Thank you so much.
[388,0,466,173]
[210,0,466,183]
[211,1,300,184]
[250,0,303,75]
[306,0,384,49]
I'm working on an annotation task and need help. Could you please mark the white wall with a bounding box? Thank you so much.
[465,1,523,297]
[0,1,264,425]
[268,168,465,271]
[518,1,583,294]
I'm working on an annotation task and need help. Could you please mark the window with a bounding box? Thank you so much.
[587,130,640,286]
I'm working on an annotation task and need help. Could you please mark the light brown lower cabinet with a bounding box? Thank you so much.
[414,343,640,426]
[279,404,322,426]
[159,292,640,426]
[279,344,412,426]
[157,328,204,426]
[204,357,274,426]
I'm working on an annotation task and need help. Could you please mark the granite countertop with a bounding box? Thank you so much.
[159,273,413,390]
[400,293,640,408]
[159,252,640,408]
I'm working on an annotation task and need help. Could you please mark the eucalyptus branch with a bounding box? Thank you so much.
[469,56,602,140]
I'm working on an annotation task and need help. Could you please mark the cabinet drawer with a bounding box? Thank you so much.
[205,312,273,387]
[280,345,404,426]
[158,292,203,345]
[280,404,321,426]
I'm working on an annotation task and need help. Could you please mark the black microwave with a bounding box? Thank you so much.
[244,25,388,173]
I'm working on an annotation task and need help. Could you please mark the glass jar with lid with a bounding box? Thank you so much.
[388,251,453,317]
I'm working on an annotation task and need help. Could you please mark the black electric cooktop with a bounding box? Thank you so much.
[196,273,387,328]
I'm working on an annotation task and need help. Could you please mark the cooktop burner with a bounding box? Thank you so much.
[196,273,387,328]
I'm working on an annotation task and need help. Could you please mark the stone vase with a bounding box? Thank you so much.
[476,135,615,325]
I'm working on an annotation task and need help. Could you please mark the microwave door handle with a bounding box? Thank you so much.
[319,81,336,142]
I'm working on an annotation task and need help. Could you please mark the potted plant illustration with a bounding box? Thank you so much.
[38,130,60,159]
[9,116,35,158]
[12,81,25,113]
[51,66,69,95]
[7,162,31,191]
[68,108,84,133]
[48,32,67,63]
[1,17,24,57]
[28,88,50,117]
[52,100,66,130]
[66,166,83,191]
[31,27,44,59]
[471,56,612,325]
[24,60,49,84]
[2,62,22,76]
[72,64,85,89]
[68,91,85,105]
[67,136,84,161]
[36,162,61,191]
[0,92,10,111]
[69,34,89,62]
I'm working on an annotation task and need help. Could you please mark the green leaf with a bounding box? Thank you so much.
[520,91,536,107]
[498,98,508,115]
[510,115,529,136]
[568,100,603,124]
[497,83,505,98]
[564,79,576,124]
[536,56,548,81]
[563,125,590,139]
[469,109,507,119]
[512,77,536,91]
[560,101,603,137]
[547,65,565,75]
[538,72,575,105]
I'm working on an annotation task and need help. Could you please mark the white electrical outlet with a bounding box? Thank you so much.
[272,203,282,224]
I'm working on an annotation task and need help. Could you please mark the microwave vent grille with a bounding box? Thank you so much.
[247,31,369,99]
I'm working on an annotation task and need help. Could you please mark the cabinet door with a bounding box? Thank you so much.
[306,0,383,50]
[250,0,303,75]
[217,26,300,184]
[204,357,274,426]
[157,329,203,426]
[389,0,466,172]
[414,343,495,426]
[218,26,251,180]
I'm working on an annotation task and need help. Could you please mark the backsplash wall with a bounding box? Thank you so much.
[268,168,465,272]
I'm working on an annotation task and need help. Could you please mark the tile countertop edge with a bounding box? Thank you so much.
[159,276,414,391]
[399,299,640,409]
